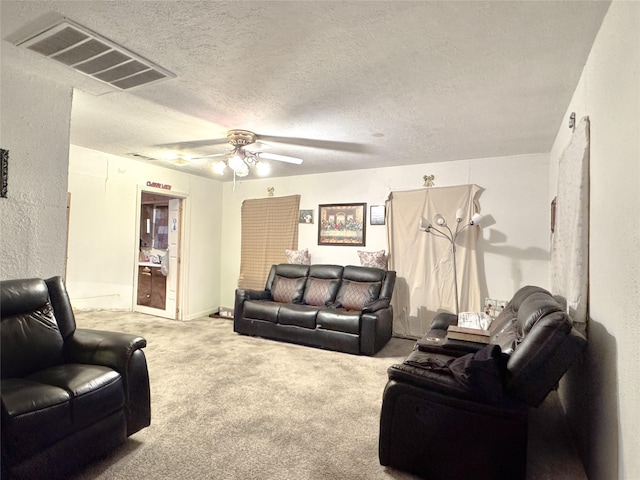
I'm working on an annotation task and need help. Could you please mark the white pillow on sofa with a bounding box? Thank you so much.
[357,250,387,269]
[285,248,311,265]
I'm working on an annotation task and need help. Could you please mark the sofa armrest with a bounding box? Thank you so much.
[65,328,146,372]
[65,328,150,435]
[431,312,458,331]
[362,298,390,313]
[360,307,393,355]
[234,288,272,328]
[235,288,271,302]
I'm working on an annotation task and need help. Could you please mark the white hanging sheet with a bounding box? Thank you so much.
[387,184,483,338]
[551,116,590,327]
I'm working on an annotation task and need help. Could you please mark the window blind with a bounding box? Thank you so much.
[239,195,301,290]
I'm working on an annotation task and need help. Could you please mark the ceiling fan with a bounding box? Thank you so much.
[198,129,303,178]
[155,129,371,178]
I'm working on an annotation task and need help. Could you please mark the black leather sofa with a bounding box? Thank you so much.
[379,285,587,480]
[1,277,151,480]
[234,264,396,355]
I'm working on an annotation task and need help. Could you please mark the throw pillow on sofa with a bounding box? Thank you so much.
[336,280,382,310]
[358,250,387,269]
[272,275,306,303]
[285,248,311,265]
[303,279,333,306]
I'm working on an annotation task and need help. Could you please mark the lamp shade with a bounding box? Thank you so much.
[228,155,244,171]
[213,161,226,175]
[470,213,484,225]
[434,214,446,226]
[420,217,432,231]
[235,162,250,177]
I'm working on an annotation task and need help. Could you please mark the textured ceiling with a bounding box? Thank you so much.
[1,1,610,181]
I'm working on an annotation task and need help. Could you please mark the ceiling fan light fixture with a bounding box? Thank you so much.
[235,162,250,177]
[228,154,245,171]
[213,161,226,175]
[255,161,270,176]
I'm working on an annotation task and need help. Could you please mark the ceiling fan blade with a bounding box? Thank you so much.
[257,152,303,165]
[155,137,230,150]
[191,152,230,160]
[257,135,371,153]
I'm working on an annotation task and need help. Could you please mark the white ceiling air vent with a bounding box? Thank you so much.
[14,18,175,90]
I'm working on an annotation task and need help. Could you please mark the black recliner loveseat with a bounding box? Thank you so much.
[234,264,396,355]
[1,277,151,480]
[379,285,587,480]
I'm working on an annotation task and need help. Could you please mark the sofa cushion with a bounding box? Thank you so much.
[244,300,281,323]
[272,275,306,303]
[1,378,73,462]
[1,301,65,379]
[27,364,124,430]
[335,280,382,310]
[491,318,519,354]
[278,304,318,329]
[317,309,361,335]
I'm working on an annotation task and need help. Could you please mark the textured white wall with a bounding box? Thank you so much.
[67,145,224,320]
[219,153,550,308]
[550,2,640,479]
[0,64,73,280]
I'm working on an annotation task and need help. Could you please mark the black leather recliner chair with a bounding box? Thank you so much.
[1,277,151,480]
[379,286,587,480]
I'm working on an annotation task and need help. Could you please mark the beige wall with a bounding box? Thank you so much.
[67,145,224,320]
[0,64,73,279]
[219,153,551,308]
[550,2,640,479]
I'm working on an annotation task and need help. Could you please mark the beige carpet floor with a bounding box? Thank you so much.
[69,311,586,480]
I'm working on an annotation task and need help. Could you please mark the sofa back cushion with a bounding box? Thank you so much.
[505,292,580,406]
[1,278,65,379]
[303,265,344,306]
[265,264,310,302]
[515,291,564,337]
[488,285,553,354]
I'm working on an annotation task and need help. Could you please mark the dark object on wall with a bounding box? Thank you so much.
[318,203,366,246]
[299,209,314,224]
[370,205,386,225]
[551,196,557,233]
[1,276,151,480]
[1,148,7,198]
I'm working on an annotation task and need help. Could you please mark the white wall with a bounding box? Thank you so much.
[549,2,640,479]
[0,64,73,279]
[67,145,224,320]
[219,153,550,308]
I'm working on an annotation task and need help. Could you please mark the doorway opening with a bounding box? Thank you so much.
[134,190,183,319]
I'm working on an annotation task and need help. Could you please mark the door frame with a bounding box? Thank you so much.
[133,185,189,320]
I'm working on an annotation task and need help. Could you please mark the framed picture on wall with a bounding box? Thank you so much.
[370,205,386,225]
[318,203,366,246]
[1,148,8,198]
[299,209,314,224]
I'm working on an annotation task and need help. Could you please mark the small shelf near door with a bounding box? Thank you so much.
[137,265,166,310]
